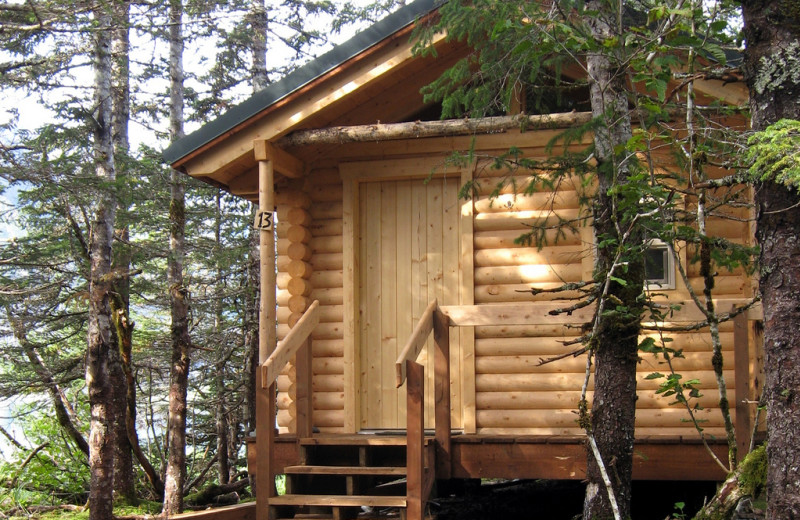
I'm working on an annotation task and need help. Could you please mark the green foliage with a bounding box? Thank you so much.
[745,119,800,189]
[0,398,90,509]
[419,4,756,496]
[413,0,583,118]
[0,0,381,510]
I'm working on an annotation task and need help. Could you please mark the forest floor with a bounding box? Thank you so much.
[10,479,766,520]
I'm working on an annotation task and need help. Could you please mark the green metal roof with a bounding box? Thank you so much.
[163,0,443,165]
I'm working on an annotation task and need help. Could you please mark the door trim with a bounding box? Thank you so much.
[339,157,476,433]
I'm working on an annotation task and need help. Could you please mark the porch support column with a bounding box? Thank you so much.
[256,152,277,520]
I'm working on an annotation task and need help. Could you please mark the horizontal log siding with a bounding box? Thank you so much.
[307,168,346,433]
[275,202,292,433]
[273,170,346,434]
[471,159,749,436]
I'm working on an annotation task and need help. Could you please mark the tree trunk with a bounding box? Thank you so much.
[244,0,265,444]
[582,2,642,519]
[87,4,117,519]
[741,0,800,517]
[184,478,250,507]
[249,0,268,93]
[163,0,190,514]
[244,213,260,437]
[214,190,231,485]
[110,0,137,503]
[693,445,767,520]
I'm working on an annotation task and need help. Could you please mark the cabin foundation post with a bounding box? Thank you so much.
[256,154,277,520]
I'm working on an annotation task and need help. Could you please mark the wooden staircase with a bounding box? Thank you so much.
[270,436,435,520]
[257,301,446,520]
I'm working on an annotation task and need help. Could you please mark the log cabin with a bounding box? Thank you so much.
[163,1,763,518]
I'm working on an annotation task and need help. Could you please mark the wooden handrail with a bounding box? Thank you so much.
[440,298,763,327]
[395,298,454,499]
[395,299,438,387]
[394,297,760,517]
[261,300,320,388]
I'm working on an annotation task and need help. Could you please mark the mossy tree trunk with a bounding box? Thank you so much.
[742,0,800,516]
[110,0,137,503]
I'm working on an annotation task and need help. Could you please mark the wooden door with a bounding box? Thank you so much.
[358,176,463,429]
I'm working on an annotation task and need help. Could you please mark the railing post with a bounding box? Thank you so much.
[433,307,451,479]
[733,311,751,460]
[406,360,424,520]
[295,337,313,438]
[255,370,276,520]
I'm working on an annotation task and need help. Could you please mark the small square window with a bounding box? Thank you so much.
[645,240,675,290]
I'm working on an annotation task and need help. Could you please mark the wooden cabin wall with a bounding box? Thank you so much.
[469,152,754,437]
[274,169,347,434]
[269,134,759,439]
[306,168,346,432]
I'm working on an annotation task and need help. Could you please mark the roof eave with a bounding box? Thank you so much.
[163,0,444,167]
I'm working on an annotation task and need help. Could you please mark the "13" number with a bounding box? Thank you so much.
[254,210,274,231]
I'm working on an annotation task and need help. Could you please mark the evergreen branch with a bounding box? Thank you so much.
[8,441,50,489]
[0,423,24,450]
[641,298,760,332]
[546,294,597,316]
[693,173,748,189]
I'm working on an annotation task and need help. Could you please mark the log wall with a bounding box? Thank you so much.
[275,133,757,439]
[470,153,753,436]
[276,169,347,433]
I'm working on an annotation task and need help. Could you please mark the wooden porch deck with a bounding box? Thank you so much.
[259,433,730,483]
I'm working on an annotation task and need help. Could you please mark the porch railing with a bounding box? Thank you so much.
[261,299,319,437]
[395,300,448,520]
[395,298,762,519]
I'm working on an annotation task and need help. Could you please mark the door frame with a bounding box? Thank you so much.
[339,156,476,433]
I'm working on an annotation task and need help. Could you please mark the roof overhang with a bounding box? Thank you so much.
[163,0,444,172]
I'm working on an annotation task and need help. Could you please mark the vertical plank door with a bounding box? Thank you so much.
[358,176,462,429]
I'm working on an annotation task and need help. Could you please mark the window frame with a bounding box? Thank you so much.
[644,239,676,290]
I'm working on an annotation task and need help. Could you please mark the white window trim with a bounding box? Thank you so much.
[645,239,676,290]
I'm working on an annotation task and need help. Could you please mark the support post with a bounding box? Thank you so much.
[295,337,313,438]
[733,312,751,461]
[433,307,451,479]
[258,159,276,365]
[406,360,424,520]
[255,370,276,519]
[256,158,277,520]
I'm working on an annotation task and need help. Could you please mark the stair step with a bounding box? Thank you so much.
[299,435,433,447]
[284,465,406,476]
[269,494,407,508]
[279,513,333,520]
[300,436,407,447]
